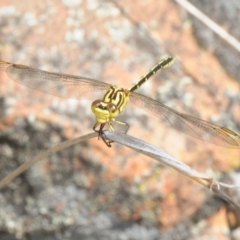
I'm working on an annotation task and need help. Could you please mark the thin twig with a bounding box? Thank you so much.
[0,132,98,190]
[104,131,240,209]
[1,130,239,209]
[174,0,240,53]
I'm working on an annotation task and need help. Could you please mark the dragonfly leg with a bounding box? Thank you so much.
[101,133,113,147]
[93,120,130,147]
[93,122,101,139]
[112,119,130,134]
[100,123,114,147]
[93,122,99,132]
[93,122,113,147]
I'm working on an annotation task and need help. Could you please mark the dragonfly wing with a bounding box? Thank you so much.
[130,92,240,148]
[0,61,110,100]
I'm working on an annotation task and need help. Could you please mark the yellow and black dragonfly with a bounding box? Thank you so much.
[0,57,239,147]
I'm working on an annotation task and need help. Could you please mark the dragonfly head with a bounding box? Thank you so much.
[91,100,119,123]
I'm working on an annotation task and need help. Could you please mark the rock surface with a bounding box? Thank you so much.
[0,0,239,239]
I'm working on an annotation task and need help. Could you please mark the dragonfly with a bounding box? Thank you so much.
[0,57,239,148]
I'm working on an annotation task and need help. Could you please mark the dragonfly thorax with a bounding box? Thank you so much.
[91,86,130,124]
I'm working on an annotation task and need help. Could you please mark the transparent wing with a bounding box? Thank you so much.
[130,92,240,148]
[0,61,110,100]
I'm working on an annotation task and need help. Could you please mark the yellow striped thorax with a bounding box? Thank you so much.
[91,85,130,124]
[91,57,174,126]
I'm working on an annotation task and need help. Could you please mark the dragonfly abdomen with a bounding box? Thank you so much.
[129,56,174,92]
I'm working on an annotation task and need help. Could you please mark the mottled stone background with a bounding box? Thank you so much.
[0,0,239,239]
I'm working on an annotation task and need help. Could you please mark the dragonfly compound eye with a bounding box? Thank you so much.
[107,103,119,118]
[91,100,107,113]
[92,100,102,107]
[107,103,117,113]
